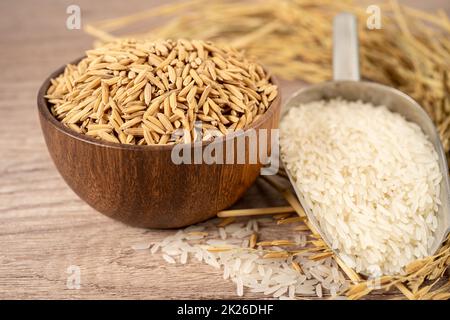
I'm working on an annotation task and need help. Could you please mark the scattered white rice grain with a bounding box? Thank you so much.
[295,287,315,295]
[186,235,206,240]
[273,286,288,298]
[223,265,230,280]
[162,254,176,264]
[180,251,188,264]
[150,243,161,254]
[148,217,349,299]
[257,265,265,277]
[279,295,295,300]
[237,277,244,296]
[206,239,228,245]
[288,285,296,299]
[185,226,206,232]
[233,258,242,271]
[331,266,340,282]
[264,284,282,295]
[219,228,227,240]
[242,260,255,274]
[330,286,338,297]
[232,229,253,239]
[131,243,151,251]
[225,223,244,233]
[205,253,221,269]
[195,250,203,262]
[262,268,273,285]
[315,284,323,298]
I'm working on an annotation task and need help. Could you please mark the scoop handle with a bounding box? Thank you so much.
[333,13,360,81]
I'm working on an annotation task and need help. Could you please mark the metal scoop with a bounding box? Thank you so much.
[282,13,450,261]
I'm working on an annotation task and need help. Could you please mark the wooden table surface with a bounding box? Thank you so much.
[0,0,448,299]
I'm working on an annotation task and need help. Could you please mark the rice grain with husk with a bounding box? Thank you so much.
[46,38,277,145]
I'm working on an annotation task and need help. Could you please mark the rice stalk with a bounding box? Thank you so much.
[217,206,295,218]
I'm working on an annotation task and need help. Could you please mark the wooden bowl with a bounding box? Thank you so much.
[37,62,281,228]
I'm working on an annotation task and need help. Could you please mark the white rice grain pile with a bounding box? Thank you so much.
[145,217,348,299]
[280,98,442,277]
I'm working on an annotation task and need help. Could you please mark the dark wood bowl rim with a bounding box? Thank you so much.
[37,57,282,152]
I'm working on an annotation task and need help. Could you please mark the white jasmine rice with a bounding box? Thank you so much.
[145,217,348,299]
[280,98,442,277]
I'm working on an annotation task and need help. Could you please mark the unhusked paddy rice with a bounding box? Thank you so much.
[45,39,277,145]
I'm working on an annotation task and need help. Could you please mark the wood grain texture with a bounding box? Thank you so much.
[0,0,448,299]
